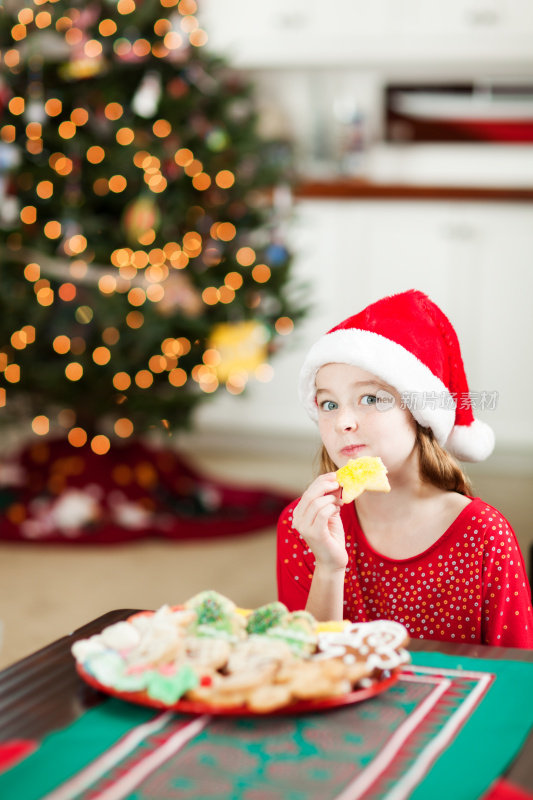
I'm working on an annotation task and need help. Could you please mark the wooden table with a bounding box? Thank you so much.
[1,610,532,794]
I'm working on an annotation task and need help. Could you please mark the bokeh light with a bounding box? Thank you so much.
[32,415,50,436]
[91,435,111,455]
[68,428,88,447]
[115,418,134,438]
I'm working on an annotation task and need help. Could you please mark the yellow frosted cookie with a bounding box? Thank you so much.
[336,457,390,503]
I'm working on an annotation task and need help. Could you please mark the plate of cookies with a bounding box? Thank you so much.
[72,591,410,715]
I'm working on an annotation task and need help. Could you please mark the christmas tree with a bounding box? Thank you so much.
[0,0,302,456]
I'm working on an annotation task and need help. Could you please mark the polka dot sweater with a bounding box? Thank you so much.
[277,496,533,648]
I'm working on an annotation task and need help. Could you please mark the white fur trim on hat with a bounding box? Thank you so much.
[445,419,495,462]
[298,328,456,446]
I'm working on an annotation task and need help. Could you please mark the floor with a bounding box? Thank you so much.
[1,440,532,670]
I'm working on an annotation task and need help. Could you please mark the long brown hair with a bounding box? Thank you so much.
[317,424,473,496]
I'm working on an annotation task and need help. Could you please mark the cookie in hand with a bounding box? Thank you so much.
[336,457,390,503]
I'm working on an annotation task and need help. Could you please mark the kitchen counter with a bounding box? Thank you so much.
[294,144,533,201]
[295,178,533,202]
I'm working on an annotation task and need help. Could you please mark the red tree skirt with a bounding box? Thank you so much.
[0,438,293,543]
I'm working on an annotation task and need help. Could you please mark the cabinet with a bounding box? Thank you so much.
[194,200,533,453]
[198,0,533,67]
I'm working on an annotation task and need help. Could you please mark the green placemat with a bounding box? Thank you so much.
[1,652,532,800]
[409,652,533,800]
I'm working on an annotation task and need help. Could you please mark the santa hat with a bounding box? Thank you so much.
[299,289,494,462]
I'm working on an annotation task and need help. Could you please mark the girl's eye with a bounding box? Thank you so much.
[320,400,338,412]
[361,394,378,406]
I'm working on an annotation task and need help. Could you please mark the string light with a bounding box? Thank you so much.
[98,275,117,294]
[252,264,271,283]
[105,102,123,120]
[32,415,50,436]
[36,287,54,306]
[87,145,105,163]
[10,330,27,349]
[44,220,61,238]
[58,283,76,301]
[53,335,71,354]
[168,368,187,387]
[3,50,19,68]
[225,272,243,290]
[36,180,54,199]
[103,327,120,345]
[24,263,40,282]
[135,369,153,388]
[65,362,83,381]
[215,170,235,189]
[92,346,111,365]
[58,121,76,139]
[116,127,134,145]
[4,364,21,382]
[115,418,134,437]
[1,125,16,143]
[35,11,52,28]
[91,435,110,455]
[126,311,144,328]
[71,108,89,126]
[99,19,117,36]
[275,317,294,335]
[113,372,131,390]
[68,428,87,447]
[45,99,62,116]
[20,206,37,224]
[11,24,27,42]
[236,246,256,266]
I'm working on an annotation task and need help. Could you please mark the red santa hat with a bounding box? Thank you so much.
[299,289,494,462]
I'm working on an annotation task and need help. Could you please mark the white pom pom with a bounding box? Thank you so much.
[446,419,495,463]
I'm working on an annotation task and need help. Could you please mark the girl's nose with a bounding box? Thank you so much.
[336,408,358,432]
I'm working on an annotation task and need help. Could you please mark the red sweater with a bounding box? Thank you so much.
[277,496,533,649]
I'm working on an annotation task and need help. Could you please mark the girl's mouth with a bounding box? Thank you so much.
[340,444,366,457]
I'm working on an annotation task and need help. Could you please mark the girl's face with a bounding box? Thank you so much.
[315,363,418,476]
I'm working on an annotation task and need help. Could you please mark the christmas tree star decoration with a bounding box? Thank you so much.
[0,0,304,453]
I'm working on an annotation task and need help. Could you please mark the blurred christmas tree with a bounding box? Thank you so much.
[0,0,303,454]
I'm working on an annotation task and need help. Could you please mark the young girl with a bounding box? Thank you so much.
[277,289,533,648]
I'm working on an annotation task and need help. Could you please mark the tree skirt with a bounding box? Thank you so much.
[0,438,293,543]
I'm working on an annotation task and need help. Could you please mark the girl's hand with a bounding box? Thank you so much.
[292,473,348,572]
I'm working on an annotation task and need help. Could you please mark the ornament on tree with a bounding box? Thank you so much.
[155,272,203,317]
[122,196,161,244]
[265,240,290,268]
[205,127,229,152]
[132,72,162,118]
[0,144,20,226]
[0,76,11,115]
[167,76,189,100]
[58,7,106,81]
[208,320,270,383]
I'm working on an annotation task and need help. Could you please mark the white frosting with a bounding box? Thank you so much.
[100,622,141,652]
[316,619,410,671]
[71,637,106,661]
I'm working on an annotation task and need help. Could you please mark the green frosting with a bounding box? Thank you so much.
[287,610,316,630]
[265,625,316,655]
[87,652,150,692]
[146,664,199,705]
[194,622,237,640]
[186,590,235,626]
[246,602,288,635]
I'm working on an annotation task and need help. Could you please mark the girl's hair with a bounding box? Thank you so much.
[318,424,473,496]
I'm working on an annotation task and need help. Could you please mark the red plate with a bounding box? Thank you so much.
[76,662,399,716]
